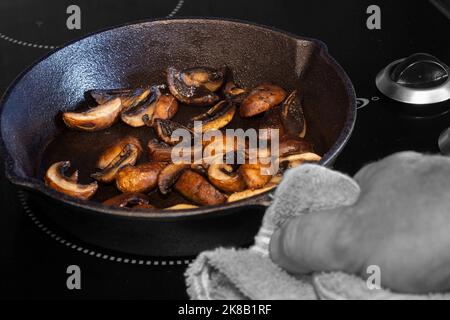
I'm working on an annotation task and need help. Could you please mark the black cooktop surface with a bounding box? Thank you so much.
[1,0,449,299]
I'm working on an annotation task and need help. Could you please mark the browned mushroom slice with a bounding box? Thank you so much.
[174,170,226,206]
[45,161,98,200]
[279,136,314,157]
[165,204,199,210]
[120,86,179,127]
[279,152,322,170]
[158,163,191,195]
[121,91,157,127]
[96,136,142,169]
[191,100,226,121]
[91,143,141,183]
[190,100,236,132]
[121,88,153,110]
[239,163,273,190]
[182,67,225,92]
[147,139,173,162]
[223,81,247,103]
[62,97,122,131]
[281,90,306,138]
[116,162,165,193]
[167,67,223,106]
[89,87,151,109]
[208,164,246,193]
[151,93,179,122]
[89,88,133,104]
[240,84,287,117]
[259,105,285,139]
[103,193,149,208]
[227,185,276,203]
[152,119,193,146]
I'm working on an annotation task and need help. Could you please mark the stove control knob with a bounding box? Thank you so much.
[391,53,448,88]
[376,53,450,107]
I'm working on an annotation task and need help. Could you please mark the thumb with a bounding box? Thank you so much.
[269,208,356,274]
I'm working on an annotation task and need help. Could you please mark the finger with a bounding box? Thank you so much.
[269,208,353,274]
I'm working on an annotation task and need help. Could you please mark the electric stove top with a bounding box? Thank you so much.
[1,0,449,300]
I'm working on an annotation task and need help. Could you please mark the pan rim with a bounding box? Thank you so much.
[0,17,356,220]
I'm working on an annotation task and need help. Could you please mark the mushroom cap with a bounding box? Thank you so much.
[167,66,222,106]
[208,164,246,193]
[45,161,98,200]
[63,97,123,131]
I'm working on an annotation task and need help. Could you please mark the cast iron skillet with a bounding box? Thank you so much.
[0,18,356,256]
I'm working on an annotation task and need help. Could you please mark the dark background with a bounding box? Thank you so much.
[1,0,449,299]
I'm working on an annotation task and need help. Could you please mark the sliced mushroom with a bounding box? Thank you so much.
[281,90,306,138]
[116,162,165,193]
[239,162,273,190]
[167,67,223,106]
[174,170,226,206]
[89,87,151,109]
[192,100,226,121]
[121,88,158,127]
[190,100,236,132]
[279,152,322,169]
[227,185,276,203]
[208,164,246,193]
[259,105,285,139]
[279,136,314,157]
[91,143,141,183]
[223,81,247,103]
[240,84,287,118]
[151,93,179,122]
[165,204,199,210]
[45,161,98,200]
[62,97,123,131]
[147,139,173,162]
[96,136,142,170]
[103,193,149,208]
[181,67,224,92]
[120,86,179,127]
[121,87,153,110]
[152,119,193,146]
[89,88,132,105]
[158,163,191,195]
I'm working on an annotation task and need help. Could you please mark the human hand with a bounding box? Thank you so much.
[270,151,450,294]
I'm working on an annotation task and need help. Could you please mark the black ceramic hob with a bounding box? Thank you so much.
[1,0,449,300]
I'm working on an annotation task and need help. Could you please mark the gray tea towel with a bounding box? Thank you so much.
[185,163,450,300]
